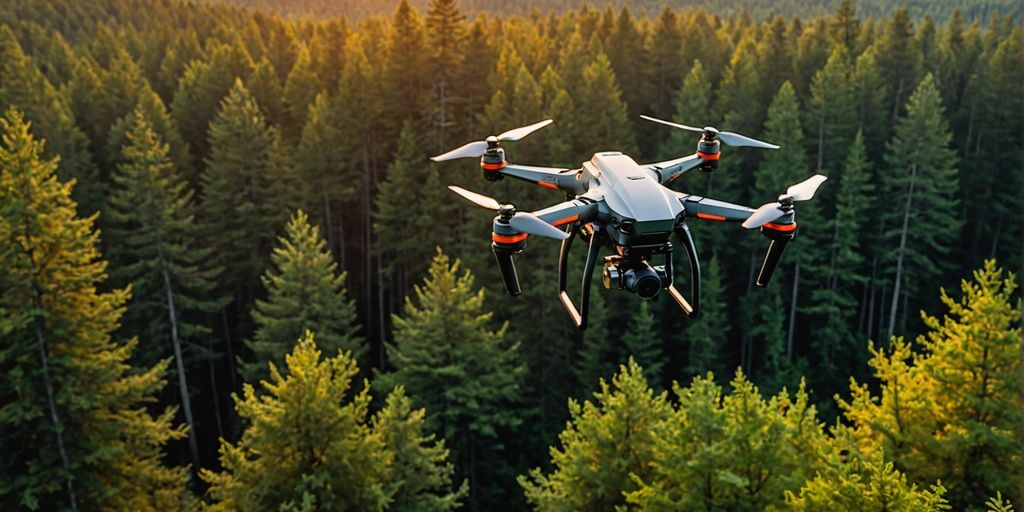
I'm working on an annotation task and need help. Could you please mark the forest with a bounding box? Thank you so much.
[0,0,1021,510]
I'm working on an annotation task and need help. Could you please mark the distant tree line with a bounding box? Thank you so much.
[0,0,1021,509]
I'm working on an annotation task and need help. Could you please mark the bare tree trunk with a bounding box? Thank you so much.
[207,358,224,439]
[787,259,800,360]
[33,315,78,512]
[220,308,237,391]
[322,192,335,257]
[377,252,386,369]
[161,266,201,472]
[888,162,918,340]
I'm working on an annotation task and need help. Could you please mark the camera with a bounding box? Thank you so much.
[602,256,667,299]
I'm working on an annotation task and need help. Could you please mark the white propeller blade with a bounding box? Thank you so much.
[448,185,500,210]
[498,119,553,142]
[742,203,786,229]
[432,141,489,162]
[718,131,780,149]
[510,212,570,240]
[640,115,703,133]
[786,174,828,201]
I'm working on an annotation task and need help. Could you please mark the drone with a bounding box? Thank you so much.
[431,116,826,330]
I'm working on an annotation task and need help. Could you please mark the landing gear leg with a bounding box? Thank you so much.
[558,225,601,330]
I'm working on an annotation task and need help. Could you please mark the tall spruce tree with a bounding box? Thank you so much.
[621,301,664,386]
[282,46,320,141]
[0,110,189,511]
[683,254,730,379]
[204,332,391,511]
[520,360,671,511]
[199,79,292,307]
[881,74,960,339]
[241,210,362,383]
[107,108,221,473]
[574,53,636,158]
[807,45,858,172]
[378,250,524,511]
[425,0,466,153]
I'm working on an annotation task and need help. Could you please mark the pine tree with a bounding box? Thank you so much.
[573,290,615,394]
[787,426,949,511]
[107,108,221,473]
[199,79,292,304]
[684,255,729,378]
[383,0,430,138]
[283,45,321,141]
[626,371,826,510]
[621,301,664,386]
[808,132,874,372]
[840,262,1020,509]
[647,8,684,120]
[378,250,524,510]
[658,59,709,160]
[105,89,194,184]
[203,332,390,511]
[881,74,960,339]
[374,386,469,512]
[807,45,857,172]
[0,110,189,511]
[241,210,362,383]
[247,58,287,130]
[0,27,99,213]
[574,53,636,158]
[520,360,671,511]
[425,0,466,153]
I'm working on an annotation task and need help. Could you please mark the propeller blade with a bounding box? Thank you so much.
[718,131,780,149]
[498,119,554,142]
[448,185,500,210]
[640,115,703,133]
[431,140,489,162]
[509,212,570,240]
[742,202,786,229]
[786,174,828,201]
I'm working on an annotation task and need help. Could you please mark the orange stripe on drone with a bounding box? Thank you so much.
[764,222,797,232]
[482,161,507,171]
[492,232,528,244]
[552,214,580,226]
[697,151,720,160]
[537,181,558,189]
[696,212,727,221]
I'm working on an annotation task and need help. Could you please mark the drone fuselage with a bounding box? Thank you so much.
[582,152,683,253]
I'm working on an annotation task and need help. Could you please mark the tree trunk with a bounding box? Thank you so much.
[208,358,224,439]
[161,265,201,472]
[33,314,78,512]
[787,259,800,360]
[377,251,386,369]
[888,162,917,340]
[220,308,237,391]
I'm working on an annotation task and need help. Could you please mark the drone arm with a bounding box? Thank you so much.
[530,199,600,228]
[500,164,588,195]
[678,194,757,223]
[647,154,703,184]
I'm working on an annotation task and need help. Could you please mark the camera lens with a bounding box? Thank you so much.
[623,265,662,299]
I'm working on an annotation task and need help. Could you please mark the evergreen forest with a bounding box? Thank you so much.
[0,0,1022,510]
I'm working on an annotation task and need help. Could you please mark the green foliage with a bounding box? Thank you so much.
[0,109,189,511]
[378,250,524,507]
[621,301,664,385]
[786,426,950,511]
[204,332,390,511]
[627,371,827,511]
[242,210,363,383]
[684,254,729,378]
[840,261,1020,509]
[520,359,670,511]
[574,53,636,158]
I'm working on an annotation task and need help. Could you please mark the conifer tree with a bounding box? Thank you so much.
[0,27,98,213]
[658,59,709,160]
[573,290,615,393]
[383,0,430,138]
[247,58,287,130]
[283,46,321,140]
[425,0,466,153]
[683,255,729,378]
[520,360,670,510]
[807,45,857,172]
[881,74,960,339]
[574,53,636,157]
[199,79,292,304]
[106,89,194,184]
[621,301,664,386]
[374,386,469,512]
[107,108,221,472]
[840,262,1020,509]
[787,426,949,511]
[241,210,363,383]
[808,132,874,371]
[204,332,390,511]
[378,250,524,510]
[0,110,188,511]
[626,371,826,510]
[647,8,684,119]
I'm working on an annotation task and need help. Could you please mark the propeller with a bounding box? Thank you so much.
[742,174,828,229]
[640,115,780,149]
[448,185,570,240]
[431,120,554,162]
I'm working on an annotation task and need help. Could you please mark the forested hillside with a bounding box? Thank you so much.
[205,0,1018,22]
[0,0,1021,510]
